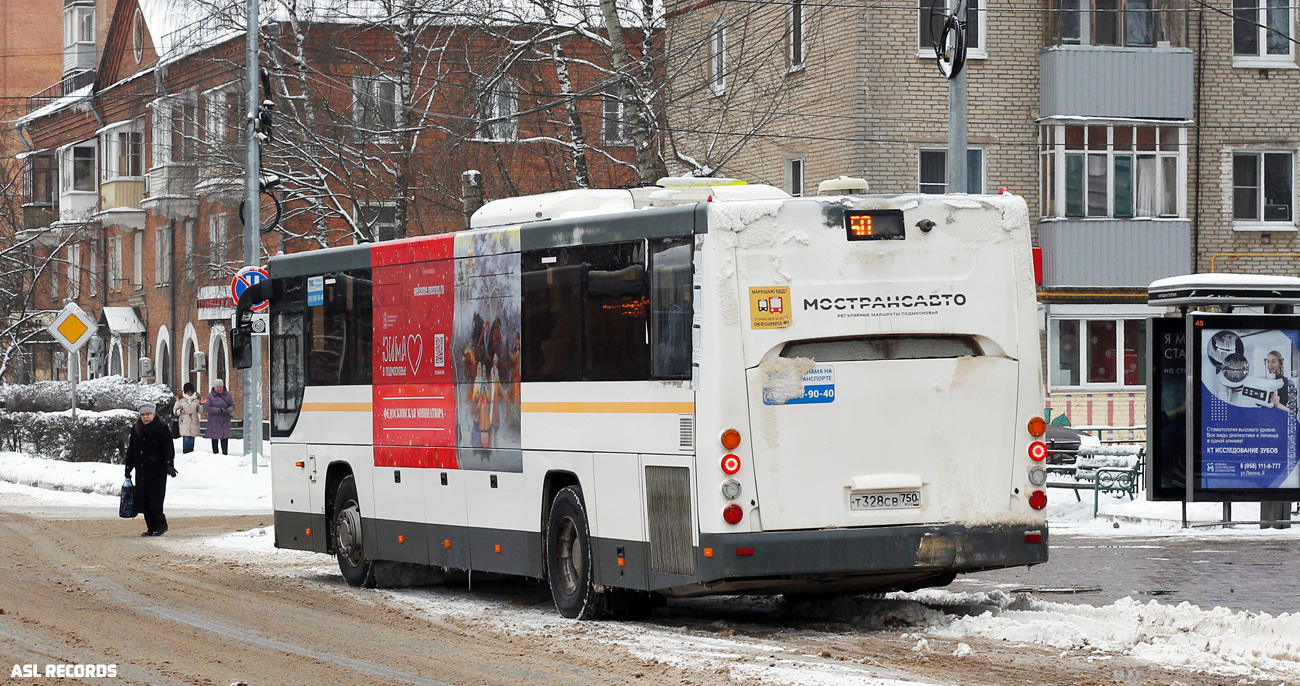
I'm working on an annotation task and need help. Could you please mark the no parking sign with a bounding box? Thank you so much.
[231,266,270,312]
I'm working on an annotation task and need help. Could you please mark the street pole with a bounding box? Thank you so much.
[244,0,263,472]
[947,0,968,194]
[69,351,76,422]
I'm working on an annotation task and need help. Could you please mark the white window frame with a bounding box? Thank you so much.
[1039,121,1187,220]
[788,0,806,71]
[204,82,243,148]
[87,248,97,296]
[68,244,82,299]
[183,219,195,279]
[1232,0,1296,68]
[51,250,60,300]
[100,121,144,182]
[918,0,987,60]
[209,213,227,276]
[61,143,97,193]
[132,9,145,63]
[918,147,985,194]
[709,20,727,95]
[63,4,94,71]
[785,158,805,196]
[1231,150,1298,231]
[602,87,633,145]
[352,75,403,142]
[1047,305,1159,392]
[108,236,124,293]
[474,77,519,142]
[132,231,143,289]
[155,226,171,286]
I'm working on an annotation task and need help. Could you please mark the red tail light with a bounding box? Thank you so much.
[723,504,743,524]
[1028,490,1048,510]
[721,454,742,474]
[1028,441,1048,461]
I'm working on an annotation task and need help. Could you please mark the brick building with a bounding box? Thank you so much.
[12,0,644,413]
[666,0,1300,428]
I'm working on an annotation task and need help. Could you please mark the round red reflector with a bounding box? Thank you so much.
[1028,490,1048,510]
[1028,441,1048,461]
[723,504,743,524]
[721,454,742,475]
[721,429,742,450]
[1027,417,1047,437]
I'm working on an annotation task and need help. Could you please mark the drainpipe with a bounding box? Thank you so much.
[1192,7,1204,273]
[15,123,33,152]
[169,218,177,386]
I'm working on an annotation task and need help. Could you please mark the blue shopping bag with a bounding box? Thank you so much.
[119,478,136,519]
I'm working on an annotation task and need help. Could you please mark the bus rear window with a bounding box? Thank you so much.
[781,335,982,362]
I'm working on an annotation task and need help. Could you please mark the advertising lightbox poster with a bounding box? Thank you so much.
[1191,314,1300,501]
[1146,316,1186,501]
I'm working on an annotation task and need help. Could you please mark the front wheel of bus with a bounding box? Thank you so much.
[546,485,605,619]
[334,475,374,588]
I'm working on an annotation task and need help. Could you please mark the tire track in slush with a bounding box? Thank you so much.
[3,519,455,686]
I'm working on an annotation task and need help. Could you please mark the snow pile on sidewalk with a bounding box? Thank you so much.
[909,588,1300,681]
[0,440,271,510]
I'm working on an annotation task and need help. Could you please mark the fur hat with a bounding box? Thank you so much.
[212,379,224,388]
[137,401,156,414]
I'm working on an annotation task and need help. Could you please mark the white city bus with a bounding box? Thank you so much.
[232,181,1051,619]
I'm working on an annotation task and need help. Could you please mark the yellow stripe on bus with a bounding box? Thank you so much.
[300,402,373,412]
[521,402,695,414]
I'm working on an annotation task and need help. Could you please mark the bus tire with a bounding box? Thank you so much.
[545,485,605,620]
[333,475,375,588]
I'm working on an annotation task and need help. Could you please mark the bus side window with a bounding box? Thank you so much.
[581,241,649,381]
[522,250,583,382]
[649,238,692,380]
[271,277,306,436]
[306,270,372,386]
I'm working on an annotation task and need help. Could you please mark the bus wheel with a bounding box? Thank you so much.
[333,475,374,588]
[546,485,605,619]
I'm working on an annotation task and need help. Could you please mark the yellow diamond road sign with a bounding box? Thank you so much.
[47,303,97,353]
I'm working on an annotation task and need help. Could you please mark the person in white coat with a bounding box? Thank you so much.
[176,382,202,453]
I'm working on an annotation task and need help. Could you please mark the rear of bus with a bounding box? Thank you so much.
[690,193,1048,595]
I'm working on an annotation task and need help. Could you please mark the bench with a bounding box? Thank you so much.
[1046,446,1143,516]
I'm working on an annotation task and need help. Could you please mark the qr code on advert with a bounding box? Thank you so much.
[434,333,445,367]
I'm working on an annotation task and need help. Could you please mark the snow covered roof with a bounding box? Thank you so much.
[17,85,93,128]
[1149,273,1300,306]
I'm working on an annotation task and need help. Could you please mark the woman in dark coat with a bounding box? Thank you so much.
[202,379,235,455]
[125,401,177,536]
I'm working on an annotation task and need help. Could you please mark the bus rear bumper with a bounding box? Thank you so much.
[679,522,1048,596]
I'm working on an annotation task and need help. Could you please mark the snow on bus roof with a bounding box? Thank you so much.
[1150,274,1300,289]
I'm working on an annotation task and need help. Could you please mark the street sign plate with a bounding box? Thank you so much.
[47,303,97,353]
[231,266,270,313]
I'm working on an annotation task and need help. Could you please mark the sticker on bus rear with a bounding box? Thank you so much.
[764,366,834,405]
[750,286,792,329]
[307,276,324,306]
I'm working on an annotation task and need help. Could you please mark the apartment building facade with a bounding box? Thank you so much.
[12,0,644,402]
[667,0,1300,426]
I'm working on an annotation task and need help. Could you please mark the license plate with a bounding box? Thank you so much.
[849,491,922,511]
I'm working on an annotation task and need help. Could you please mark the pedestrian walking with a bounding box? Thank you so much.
[176,382,201,453]
[202,379,234,455]
[125,401,177,536]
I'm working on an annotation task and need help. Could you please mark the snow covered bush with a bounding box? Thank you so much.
[0,377,176,463]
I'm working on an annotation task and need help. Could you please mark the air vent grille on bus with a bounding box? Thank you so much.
[781,335,982,362]
[646,466,694,576]
[678,415,694,451]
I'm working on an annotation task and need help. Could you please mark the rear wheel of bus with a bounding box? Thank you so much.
[546,485,605,619]
[333,475,375,588]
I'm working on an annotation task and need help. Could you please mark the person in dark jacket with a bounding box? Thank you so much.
[202,379,235,455]
[125,401,177,536]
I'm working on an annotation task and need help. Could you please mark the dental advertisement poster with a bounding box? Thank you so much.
[1197,319,1300,492]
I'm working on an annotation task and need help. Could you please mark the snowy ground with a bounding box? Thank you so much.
[3,449,1299,683]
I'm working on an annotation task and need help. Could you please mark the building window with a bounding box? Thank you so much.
[62,145,96,192]
[102,126,143,181]
[920,0,983,56]
[1049,316,1148,389]
[68,244,82,299]
[132,231,143,289]
[1040,123,1183,219]
[353,76,402,141]
[602,87,633,145]
[709,21,727,94]
[476,77,518,141]
[205,85,243,148]
[183,219,195,279]
[25,153,56,207]
[63,5,95,71]
[87,248,97,296]
[1233,0,1293,63]
[356,203,398,242]
[785,158,805,196]
[209,213,227,276]
[919,148,984,194]
[169,97,197,163]
[1044,0,1184,47]
[1233,151,1294,226]
[108,236,123,293]
[155,226,171,286]
[132,9,144,63]
[789,0,806,68]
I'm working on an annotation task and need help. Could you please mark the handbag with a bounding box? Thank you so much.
[169,418,181,439]
[119,478,136,519]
